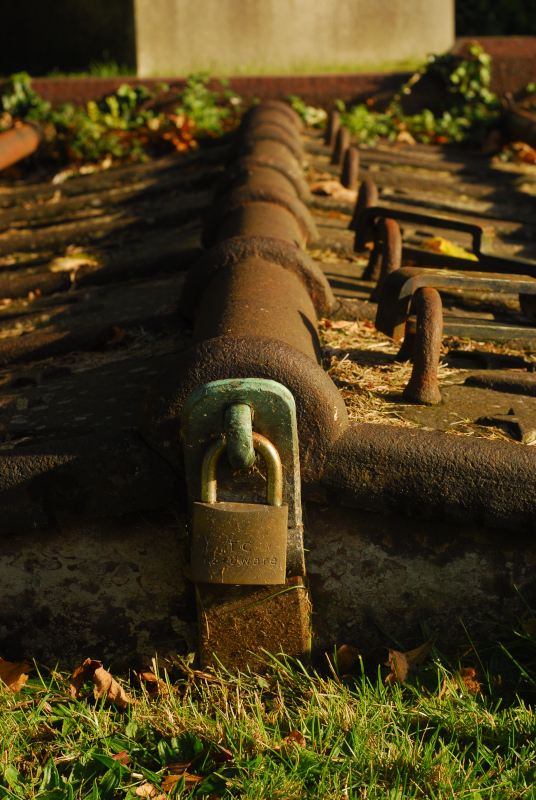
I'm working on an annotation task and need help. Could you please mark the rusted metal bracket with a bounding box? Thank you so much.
[376,267,536,340]
[377,266,536,403]
[354,203,536,278]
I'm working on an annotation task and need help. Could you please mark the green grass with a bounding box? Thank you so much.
[143,58,422,78]
[2,616,536,800]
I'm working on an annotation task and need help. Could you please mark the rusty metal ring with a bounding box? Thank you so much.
[179,235,336,320]
[215,154,312,204]
[202,186,319,248]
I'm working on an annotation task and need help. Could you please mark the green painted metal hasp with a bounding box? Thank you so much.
[224,403,255,469]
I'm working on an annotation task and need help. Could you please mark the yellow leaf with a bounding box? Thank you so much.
[421,236,478,261]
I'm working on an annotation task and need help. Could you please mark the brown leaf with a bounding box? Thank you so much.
[93,664,132,708]
[49,256,98,273]
[69,658,132,708]
[335,644,359,674]
[277,729,306,757]
[405,637,435,670]
[137,670,169,696]
[440,667,481,698]
[309,180,357,203]
[135,783,156,798]
[166,761,194,775]
[107,326,126,345]
[112,750,129,765]
[70,658,101,698]
[0,657,32,692]
[212,745,234,767]
[396,130,416,145]
[161,773,204,791]
[363,647,409,685]
[456,667,481,696]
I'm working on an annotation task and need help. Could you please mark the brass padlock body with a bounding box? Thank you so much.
[191,500,288,584]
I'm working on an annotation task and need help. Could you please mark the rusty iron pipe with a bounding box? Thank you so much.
[242,100,304,133]
[234,123,304,165]
[308,421,536,532]
[0,122,42,172]
[325,109,341,148]
[349,178,379,236]
[215,155,312,204]
[192,257,323,363]
[401,287,443,405]
[369,218,402,302]
[331,126,350,166]
[340,146,359,192]
[202,185,318,249]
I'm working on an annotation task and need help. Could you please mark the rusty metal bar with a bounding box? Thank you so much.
[369,218,402,302]
[308,423,536,533]
[331,126,350,167]
[0,122,42,172]
[325,109,340,148]
[340,146,359,192]
[354,203,536,278]
[348,178,378,235]
[401,288,443,405]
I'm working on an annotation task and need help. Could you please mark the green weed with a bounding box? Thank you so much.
[0,73,241,168]
[331,43,502,147]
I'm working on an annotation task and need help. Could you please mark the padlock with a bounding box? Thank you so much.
[190,432,288,584]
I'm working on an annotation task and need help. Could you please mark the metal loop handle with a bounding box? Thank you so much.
[200,432,283,506]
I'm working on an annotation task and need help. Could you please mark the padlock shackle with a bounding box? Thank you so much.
[201,432,283,506]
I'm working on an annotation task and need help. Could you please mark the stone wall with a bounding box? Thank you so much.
[134,0,455,77]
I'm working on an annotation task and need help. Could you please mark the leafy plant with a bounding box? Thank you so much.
[0,72,50,120]
[336,43,501,147]
[174,73,242,135]
[0,72,242,169]
[289,94,327,128]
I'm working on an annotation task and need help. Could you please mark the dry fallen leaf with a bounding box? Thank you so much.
[512,141,536,164]
[69,658,132,708]
[396,130,416,145]
[277,729,306,757]
[137,670,169,696]
[135,783,165,799]
[335,644,360,674]
[48,255,99,273]
[330,320,360,333]
[405,637,436,670]
[309,180,357,203]
[363,647,409,685]
[0,657,32,692]
[421,236,478,261]
[440,667,481,698]
[455,667,481,695]
[107,326,127,345]
[112,750,130,765]
[161,773,204,791]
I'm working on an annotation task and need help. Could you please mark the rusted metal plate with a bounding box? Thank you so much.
[196,577,310,671]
